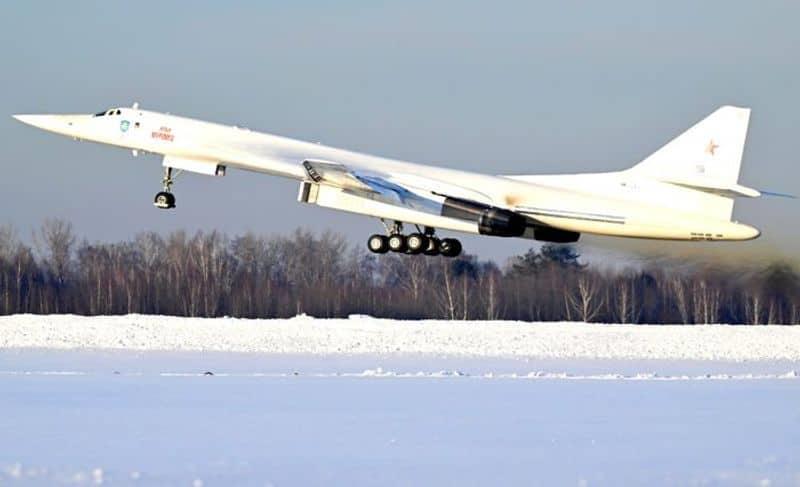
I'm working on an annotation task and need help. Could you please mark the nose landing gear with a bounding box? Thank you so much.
[154,191,175,209]
[367,222,462,257]
[154,167,177,209]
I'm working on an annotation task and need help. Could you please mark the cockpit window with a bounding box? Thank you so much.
[94,108,122,117]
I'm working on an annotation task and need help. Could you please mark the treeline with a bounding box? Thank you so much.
[0,219,798,324]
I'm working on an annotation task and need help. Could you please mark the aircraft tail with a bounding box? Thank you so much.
[629,105,753,220]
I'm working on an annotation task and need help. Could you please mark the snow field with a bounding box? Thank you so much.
[1,366,798,486]
[1,314,799,361]
[1,314,799,485]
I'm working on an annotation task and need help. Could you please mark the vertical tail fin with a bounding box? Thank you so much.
[629,105,751,220]
[631,105,751,187]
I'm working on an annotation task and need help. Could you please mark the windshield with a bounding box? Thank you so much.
[93,108,122,117]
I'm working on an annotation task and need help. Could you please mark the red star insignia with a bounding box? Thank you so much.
[706,139,719,156]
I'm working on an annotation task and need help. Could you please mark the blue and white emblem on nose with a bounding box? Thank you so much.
[120,120,130,132]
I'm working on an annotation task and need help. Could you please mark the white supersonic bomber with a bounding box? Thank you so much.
[13,104,764,257]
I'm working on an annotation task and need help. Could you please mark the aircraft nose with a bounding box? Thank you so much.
[13,114,63,131]
[14,114,44,126]
[12,114,88,136]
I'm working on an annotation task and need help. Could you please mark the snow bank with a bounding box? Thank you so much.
[0,314,799,361]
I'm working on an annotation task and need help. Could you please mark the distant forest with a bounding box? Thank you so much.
[0,219,797,324]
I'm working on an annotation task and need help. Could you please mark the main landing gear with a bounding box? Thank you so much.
[367,222,462,258]
[154,167,177,209]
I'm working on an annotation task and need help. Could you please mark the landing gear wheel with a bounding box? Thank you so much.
[423,237,441,256]
[367,234,389,254]
[155,166,177,209]
[440,238,462,258]
[154,191,176,209]
[387,234,407,253]
[406,233,428,254]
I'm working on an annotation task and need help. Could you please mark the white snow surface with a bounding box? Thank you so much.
[1,350,799,486]
[1,313,799,361]
[2,315,800,485]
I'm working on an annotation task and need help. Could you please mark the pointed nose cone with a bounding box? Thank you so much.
[14,114,49,128]
[12,114,91,137]
[13,114,65,132]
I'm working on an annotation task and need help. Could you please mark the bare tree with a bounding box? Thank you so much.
[567,274,604,322]
[611,274,639,324]
[36,219,76,284]
[35,219,76,312]
[692,278,721,324]
[479,266,502,320]
[135,232,166,314]
[743,288,764,325]
[0,225,18,313]
[668,275,692,324]
[435,258,457,320]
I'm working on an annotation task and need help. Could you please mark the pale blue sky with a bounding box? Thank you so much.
[1,1,798,263]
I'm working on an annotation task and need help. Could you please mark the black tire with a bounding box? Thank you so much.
[367,234,389,254]
[406,233,428,254]
[440,238,462,257]
[423,237,440,256]
[154,191,175,209]
[387,234,407,253]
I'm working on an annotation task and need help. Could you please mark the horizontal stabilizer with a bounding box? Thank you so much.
[759,190,797,199]
[666,181,761,198]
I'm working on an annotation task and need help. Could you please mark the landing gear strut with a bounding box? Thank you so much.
[367,222,462,258]
[154,167,176,209]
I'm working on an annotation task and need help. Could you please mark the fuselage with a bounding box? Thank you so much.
[13,107,760,242]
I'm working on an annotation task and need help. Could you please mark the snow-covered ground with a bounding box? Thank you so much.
[1,315,799,485]
[2,314,800,361]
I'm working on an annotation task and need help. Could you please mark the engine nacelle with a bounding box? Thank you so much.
[478,208,527,237]
[441,197,526,237]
